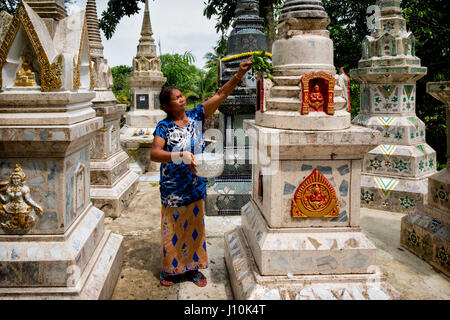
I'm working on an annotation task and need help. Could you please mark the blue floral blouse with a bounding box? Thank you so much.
[153,105,207,207]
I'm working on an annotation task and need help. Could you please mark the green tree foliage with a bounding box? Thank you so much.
[111,65,132,106]
[160,52,198,94]
[185,68,218,107]
[322,0,449,166]
[0,0,73,15]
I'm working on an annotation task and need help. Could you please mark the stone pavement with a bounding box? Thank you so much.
[105,174,450,300]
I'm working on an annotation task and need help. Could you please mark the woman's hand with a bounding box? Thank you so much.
[181,151,198,175]
[236,60,253,79]
[203,59,253,119]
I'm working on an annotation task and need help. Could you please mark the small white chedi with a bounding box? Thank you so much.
[0,0,123,299]
[351,0,436,213]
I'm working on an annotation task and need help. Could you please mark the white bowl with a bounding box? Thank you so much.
[194,153,224,178]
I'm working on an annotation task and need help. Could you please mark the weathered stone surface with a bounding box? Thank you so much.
[225,0,398,300]
[0,1,123,299]
[207,0,268,216]
[399,81,450,277]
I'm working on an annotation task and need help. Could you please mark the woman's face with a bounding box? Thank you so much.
[165,89,186,114]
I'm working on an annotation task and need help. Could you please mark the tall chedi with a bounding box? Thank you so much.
[207,0,268,216]
[351,0,436,213]
[401,82,450,277]
[224,0,399,300]
[120,0,166,174]
[24,0,67,36]
[85,0,139,219]
[0,0,123,299]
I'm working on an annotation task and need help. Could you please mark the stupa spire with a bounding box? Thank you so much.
[85,0,104,59]
[140,0,154,39]
[136,0,156,58]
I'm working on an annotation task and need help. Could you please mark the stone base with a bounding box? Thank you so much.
[360,174,429,213]
[400,205,449,277]
[120,126,155,175]
[0,231,123,300]
[0,205,124,299]
[206,180,252,216]
[224,227,400,300]
[126,110,166,129]
[255,109,351,131]
[241,201,377,275]
[91,170,139,218]
[427,169,450,213]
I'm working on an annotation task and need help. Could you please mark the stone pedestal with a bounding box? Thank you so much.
[207,0,267,216]
[86,0,139,218]
[120,0,166,174]
[401,82,450,277]
[351,0,436,213]
[89,97,139,218]
[0,2,123,299]
[224,0,398,300]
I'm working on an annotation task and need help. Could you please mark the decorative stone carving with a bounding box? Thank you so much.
[292,169,339,218]
[0,164,43,234]
[351,0,436,213]
[0,1,123,299]
[301,72,335,115]
[400,81,450,277]
[0,3,64,91]
[133,55,161,73]
[14,55,37,87]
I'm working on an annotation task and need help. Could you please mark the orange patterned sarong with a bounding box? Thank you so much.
[160,199,208,275]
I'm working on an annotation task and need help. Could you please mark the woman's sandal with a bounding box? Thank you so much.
[188,271,207,287]
[160,272,177,287]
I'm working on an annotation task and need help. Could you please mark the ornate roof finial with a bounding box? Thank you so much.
[141,0,153,39]
[136,0,157,58]
[85,0,104,59]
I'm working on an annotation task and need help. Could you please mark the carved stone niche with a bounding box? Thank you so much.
[301,71,335,115]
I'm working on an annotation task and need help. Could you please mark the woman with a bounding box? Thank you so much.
[151,60,252,287]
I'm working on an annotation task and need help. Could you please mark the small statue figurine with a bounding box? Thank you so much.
[309,84,325,110]
[0,164,43,233]
[307,184,327,209]
[14,55,37,87]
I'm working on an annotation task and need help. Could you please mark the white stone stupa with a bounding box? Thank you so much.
[120,0,166,174]
[0,0,123,299]
[224,0,399,300]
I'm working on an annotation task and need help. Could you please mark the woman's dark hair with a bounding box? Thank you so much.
[159,86,179,115]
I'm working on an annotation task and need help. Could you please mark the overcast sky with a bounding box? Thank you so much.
[67,0,222,70]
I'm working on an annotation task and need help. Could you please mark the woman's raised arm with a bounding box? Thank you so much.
[202,60,252,119]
